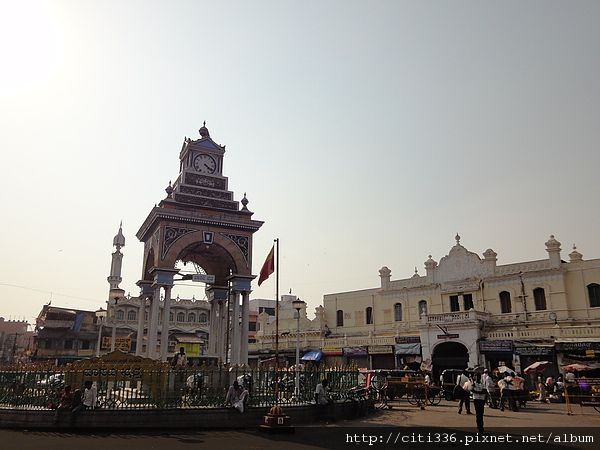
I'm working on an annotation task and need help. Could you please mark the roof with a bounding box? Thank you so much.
[171,333,204,344]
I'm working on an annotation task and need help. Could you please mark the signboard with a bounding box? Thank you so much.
[322,345,343,355]
[437,334,459,340]
[555,341,600,351]
[479,340,513,352]
[368,345,393,355]
[343,346,368,355]
[192,274,215,283]
[515,346,554,356]
[101,337,132,351]
[395,336,421,344]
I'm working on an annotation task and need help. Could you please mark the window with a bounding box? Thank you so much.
[169,312,174,322]
[199,313,207,323]
[499,291,512,313]
[366,307,373,325]
[394,303,403,321]
[418,300,427,315]
[588,283,600,308]
[42,339,52,349]
[249,322,257,332]
[336,310,344,327]
[116,310,124,320]
[463,294,474,310]
[450,295,460,312]
[177,312,185,322]
[533,288,547,310]
[127,310,137,321]
[64,339,74,350]
[188,313,196,323]
[81,340,91,350]
[144,311,149,321]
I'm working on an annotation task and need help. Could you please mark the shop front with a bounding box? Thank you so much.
[343,346,368,368]
[368,345,395,369]
[555,340,600,378]
[480,340,514,372]
[394,336,422,371]
[322,345,343,366]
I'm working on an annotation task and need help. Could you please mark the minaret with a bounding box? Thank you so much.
[107,223,126,352]
[108,222,126,290]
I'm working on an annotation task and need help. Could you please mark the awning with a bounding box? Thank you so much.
[395,343,421,355]
[301,350,322,361]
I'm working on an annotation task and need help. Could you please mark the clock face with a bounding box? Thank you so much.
[193,154,217,174]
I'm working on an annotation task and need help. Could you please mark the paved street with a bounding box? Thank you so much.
[2,400,599,450]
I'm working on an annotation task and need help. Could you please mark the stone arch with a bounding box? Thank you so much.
[431,341,469,380]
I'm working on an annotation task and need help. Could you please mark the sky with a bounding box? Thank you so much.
[1,0,600,327]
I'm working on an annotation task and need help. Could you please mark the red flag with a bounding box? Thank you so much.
[258,246,275,286]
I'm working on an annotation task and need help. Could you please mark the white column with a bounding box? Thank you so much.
[240,291,250,366]
[219,300,227,362]
[147,286,162,359]
[136,297,145,356]
[160,286,173,361]
[230,290,241,365]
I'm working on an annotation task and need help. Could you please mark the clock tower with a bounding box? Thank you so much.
[136,123,263,364]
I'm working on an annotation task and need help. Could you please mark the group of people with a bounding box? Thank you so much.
[453,368,530,434]
[52,380,98,426]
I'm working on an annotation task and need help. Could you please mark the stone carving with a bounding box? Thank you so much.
[221,233,249,267]
[162,226,197,259]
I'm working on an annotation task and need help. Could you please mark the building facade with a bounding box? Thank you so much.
[320,234,600,380]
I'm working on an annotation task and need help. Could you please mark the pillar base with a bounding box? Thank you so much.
[259,405,294,434]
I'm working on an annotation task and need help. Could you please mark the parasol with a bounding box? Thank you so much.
[524,361,551,374]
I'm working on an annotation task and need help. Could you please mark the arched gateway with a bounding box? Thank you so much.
[135,124,263,365]
[431,341,469,380]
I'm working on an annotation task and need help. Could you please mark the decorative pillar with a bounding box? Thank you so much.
[136,280,153,357]
[207,287,229,362]
[160,285,173,361]
[147,285,162,360]
[230,290,241,365]
[240,291,250,366]
[136,296,146,356]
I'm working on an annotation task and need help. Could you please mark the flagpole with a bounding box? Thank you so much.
[274,238,279,406]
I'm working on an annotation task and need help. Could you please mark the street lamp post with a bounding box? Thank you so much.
[292,299,305,399]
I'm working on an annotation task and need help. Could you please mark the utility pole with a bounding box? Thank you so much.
[11,332,19,364]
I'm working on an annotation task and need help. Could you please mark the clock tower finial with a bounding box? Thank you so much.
[199,121,210,138]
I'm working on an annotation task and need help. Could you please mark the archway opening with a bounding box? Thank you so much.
[432,341,469,381]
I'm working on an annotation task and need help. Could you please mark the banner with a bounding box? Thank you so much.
[101,337,132,351]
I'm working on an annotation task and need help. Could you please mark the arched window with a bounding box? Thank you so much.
[169,312,174,322]
[499,291,512,313]
[177,312,185,322]
[116,310,124,320]
[588,283,600,308]
[394,303,403,322]
[127,310,137,321]
[418,300,427,315]
[366,307,373,324]
[533,288,547,310]
[144,311,149,321]
[336,310,344,327]
[199,313,207,323]
[188,313,196,323]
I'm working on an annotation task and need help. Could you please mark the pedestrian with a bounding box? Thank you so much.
[513,372,526,408]
[52,385,74,425]
[482,370,497,409]
[172,347,188,368]
[470,372,486,434]
[70,380,97,426]
[456,370,472,415]
[225,379,249,413]
[537,376,547,403]
[314,378,335,422]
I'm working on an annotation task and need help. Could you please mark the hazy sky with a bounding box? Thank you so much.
[1,1,600,326]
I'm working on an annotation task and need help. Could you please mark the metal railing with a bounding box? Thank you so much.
[0,364,358,410]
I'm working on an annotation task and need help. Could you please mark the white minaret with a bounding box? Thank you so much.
[108,222,126,290]
[107,223,126,352]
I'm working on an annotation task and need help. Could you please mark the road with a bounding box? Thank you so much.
[2,400,599,449]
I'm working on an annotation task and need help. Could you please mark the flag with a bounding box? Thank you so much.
[258,246,275,286]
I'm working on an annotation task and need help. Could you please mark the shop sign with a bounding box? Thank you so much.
[343,346,367,355]
[479,340,513,352]
[101,337,132,351]
[555,342,600,351]
[368,345,393,355]
[515,346,554,356]
[395,336,421,344]
[322,345,343,355]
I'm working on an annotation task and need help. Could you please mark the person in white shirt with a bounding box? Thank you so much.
[470,372,487,434]
[314,379,335,422]
[482,370,497,409]
[456,370,472,415]
[70,380,97,426]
